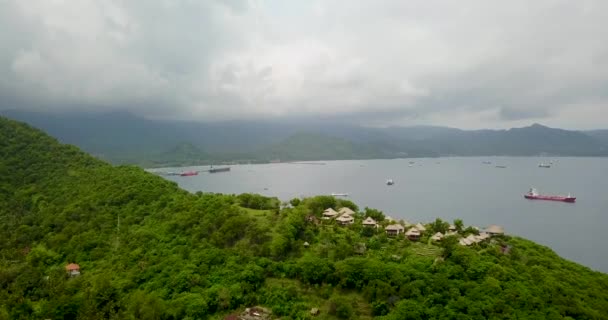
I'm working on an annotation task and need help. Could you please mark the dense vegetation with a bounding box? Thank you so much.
[4,110,608,167]
[1,116,608,319]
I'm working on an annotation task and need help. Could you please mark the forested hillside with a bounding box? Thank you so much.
[1,116,608,319]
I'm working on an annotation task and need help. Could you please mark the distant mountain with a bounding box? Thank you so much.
[586,130,608,145]
[2,110,607,166]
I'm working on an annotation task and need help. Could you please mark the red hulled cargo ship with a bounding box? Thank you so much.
[524,188,575,203]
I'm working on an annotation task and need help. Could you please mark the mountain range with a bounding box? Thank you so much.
[2,110,607,167]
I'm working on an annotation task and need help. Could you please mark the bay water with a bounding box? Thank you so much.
[158,157,608,272]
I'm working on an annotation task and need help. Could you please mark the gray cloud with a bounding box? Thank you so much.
[1,0,607,129]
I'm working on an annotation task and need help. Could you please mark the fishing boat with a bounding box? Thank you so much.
[180,171,198,177]
[495,165,507,168]
[386,179,395,185]
[524,188,575,203]
[482,161,492,165]
[538,163,551,168]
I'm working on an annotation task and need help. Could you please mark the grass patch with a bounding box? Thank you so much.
[407,242,443,257]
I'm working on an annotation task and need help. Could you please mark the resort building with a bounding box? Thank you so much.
[385,224,405,236]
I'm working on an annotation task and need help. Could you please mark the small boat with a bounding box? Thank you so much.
[180,171,198,177]
[482,161,492,165]
[331,193,349,197]
[409,161,415,164]
[524,188,575,203]
[495,165,507,168]
[166,172,181,176]
[538,163,551,168]
[386,179,394,185]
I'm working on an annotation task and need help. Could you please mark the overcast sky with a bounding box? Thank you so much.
[1,0,607,129]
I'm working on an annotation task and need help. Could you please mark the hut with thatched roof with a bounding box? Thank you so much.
[336,214,354,225]
[338,207,356,216]
[431,232,444,241]
[485,224,505,236]
[385,224,405,236]
[322,208,339,219]
[362,217,378,228]
[405,227,421,241]
[415,223,427,232]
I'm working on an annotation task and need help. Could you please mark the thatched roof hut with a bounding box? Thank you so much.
[338,207,356,216]
[336,214,354,225]
[405,227,421,240]
[485,224,505,235]
[362,217,378,227]
[385,224,405,236]
[431,232,444,241]
[322,208,339,219]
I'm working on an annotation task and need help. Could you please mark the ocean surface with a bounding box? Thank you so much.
[156,157,608,273]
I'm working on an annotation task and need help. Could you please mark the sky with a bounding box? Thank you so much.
[1,0,607,129]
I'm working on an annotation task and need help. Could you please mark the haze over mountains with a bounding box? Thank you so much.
[2,110,607,167]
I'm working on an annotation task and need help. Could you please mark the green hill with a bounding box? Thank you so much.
[1,116,608,319]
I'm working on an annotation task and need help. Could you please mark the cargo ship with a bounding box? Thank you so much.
[209,166,230,173]
[524,188,575,203]
[180,171,198,177]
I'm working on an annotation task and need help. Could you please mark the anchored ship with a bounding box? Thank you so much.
[524,188,575,203]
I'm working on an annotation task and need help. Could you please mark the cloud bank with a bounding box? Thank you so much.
[1,0,607,128]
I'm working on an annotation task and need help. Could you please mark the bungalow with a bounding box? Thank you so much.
[459,238,472,246]
[385,224,405,236]
[448,224,457,232]
[415,223,427,232]
[336,214,354,225]
[322,208,339,219]
[485,225,505,236]
[431,232,444,241]
[338,207,356,216]
[362,217,378,228]
[405,228,421,241]
[466,234,480,244]
[65,263,80,277]
[477,232,490,240]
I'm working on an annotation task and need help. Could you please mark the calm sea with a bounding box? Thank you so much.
[157,157,608,273]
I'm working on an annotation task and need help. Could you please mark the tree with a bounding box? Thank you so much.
[289,198,301,207]
[453,219,464,232]
[364,207,385,222]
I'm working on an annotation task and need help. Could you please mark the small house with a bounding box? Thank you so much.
[405,227,421,241]
[466,234,480,244]
[338,207,356,216]
[336,214,354,225]
[362,217,378,228]
[385,224,405,236]
[448,224,456,232]
[65,263,80,277]
[459,238,472,246]
[322,208,339,219]
[431,232,444,241]
[485,224,504,236]
[415,223,427,232]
